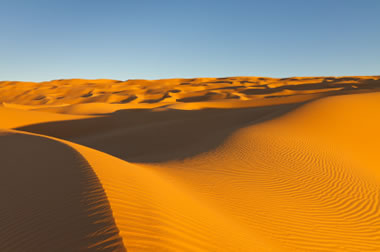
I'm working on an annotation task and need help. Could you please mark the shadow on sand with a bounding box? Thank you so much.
[17,102,306,163]
[0,132,125,251]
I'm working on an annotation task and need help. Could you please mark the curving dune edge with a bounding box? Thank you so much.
[1,76,380,251]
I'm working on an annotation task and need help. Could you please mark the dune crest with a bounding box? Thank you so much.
[1,76,380,251]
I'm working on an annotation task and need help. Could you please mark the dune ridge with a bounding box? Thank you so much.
[1,76,380,251]
[0,130,125,251]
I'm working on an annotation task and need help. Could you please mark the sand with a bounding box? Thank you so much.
[0,76,380,251]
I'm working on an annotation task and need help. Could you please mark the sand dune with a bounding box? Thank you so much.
[1,76,379,112]
[1,76,380,251]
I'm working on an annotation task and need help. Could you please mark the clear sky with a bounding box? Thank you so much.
[1,0,379,81]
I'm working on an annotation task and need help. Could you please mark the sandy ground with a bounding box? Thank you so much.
[0,76,380,251]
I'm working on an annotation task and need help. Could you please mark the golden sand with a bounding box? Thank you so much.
[1,76,380,251]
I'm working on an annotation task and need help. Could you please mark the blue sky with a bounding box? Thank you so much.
[1,0,379,81]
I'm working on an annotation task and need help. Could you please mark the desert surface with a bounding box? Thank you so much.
[1,76,380,251]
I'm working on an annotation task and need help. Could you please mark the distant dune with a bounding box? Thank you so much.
[1,76,380,251]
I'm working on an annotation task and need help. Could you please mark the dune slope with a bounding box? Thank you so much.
[0,130,125,251]
[150,92,380,251]
[1,76,380,251]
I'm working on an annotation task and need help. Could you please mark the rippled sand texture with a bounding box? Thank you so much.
[1,76,380,251]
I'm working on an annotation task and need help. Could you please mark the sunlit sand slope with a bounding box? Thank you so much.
[72,144,275,251]
[151,92,380,251]
[1,76,380,251]
[0,105,93,128]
